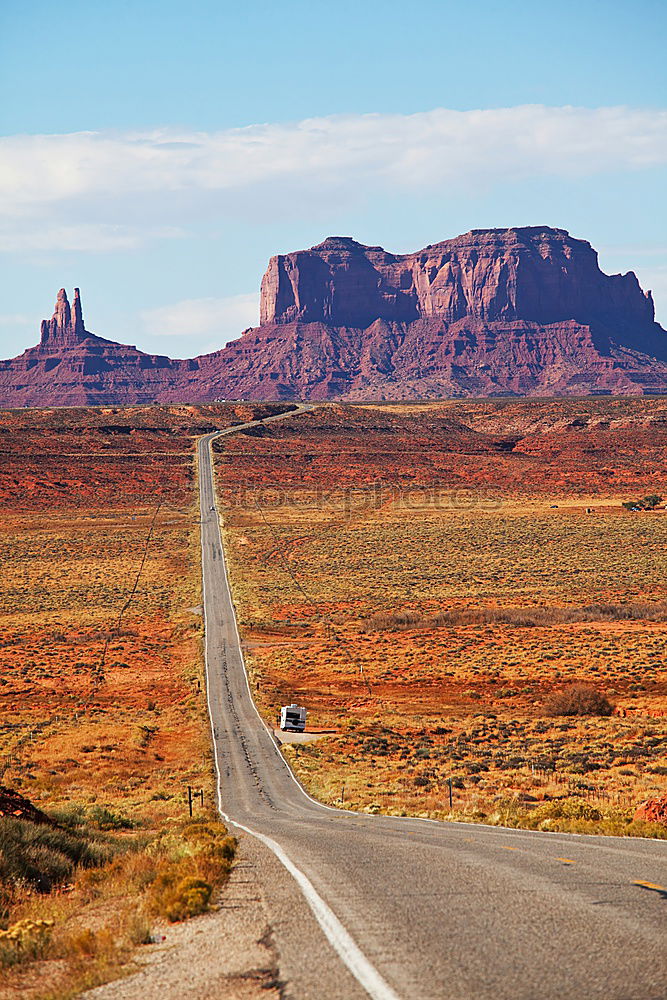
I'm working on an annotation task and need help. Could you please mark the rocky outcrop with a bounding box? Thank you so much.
[0,785,55,825]
[633,793,667,826]
[39,288,88,348]
[0,288,195,407]
[1,227,667,407]
[227,227,667,399]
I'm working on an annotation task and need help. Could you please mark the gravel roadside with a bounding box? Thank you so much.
[86,841,283,1000]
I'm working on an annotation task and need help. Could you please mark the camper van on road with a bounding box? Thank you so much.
[280,704,307,732]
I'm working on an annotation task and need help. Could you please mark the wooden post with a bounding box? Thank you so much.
[187,785,193,818]
[447,777,453,810]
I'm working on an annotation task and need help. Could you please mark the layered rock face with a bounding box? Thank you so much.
[1,227,667,407]
[261,229,657,334]
[243,227,667,399]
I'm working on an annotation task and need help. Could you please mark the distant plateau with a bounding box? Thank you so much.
[2,226,667,407]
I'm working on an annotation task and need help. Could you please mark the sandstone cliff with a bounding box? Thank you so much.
[261,229,658,333]
[1,227,667,407]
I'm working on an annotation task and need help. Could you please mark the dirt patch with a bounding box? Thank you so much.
[273,730,336,745]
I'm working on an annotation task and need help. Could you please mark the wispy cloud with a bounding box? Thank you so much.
[0,313,33,327]
[140,293,259,343]
[0,223,184,253]
[0,106,665,250]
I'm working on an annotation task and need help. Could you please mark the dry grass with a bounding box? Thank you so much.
[366,602,667,629]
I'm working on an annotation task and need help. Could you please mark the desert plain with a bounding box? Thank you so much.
[214,398,667,831]
[0,402,283,996]
[1,396,666,996]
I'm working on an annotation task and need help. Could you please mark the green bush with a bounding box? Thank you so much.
[49,802,135,831]
[47,803,87,828]
[88,805,135,831]
[622,494,663,511]
[0,817,117,893]
[146,820,237,922]
[531,799,603,823]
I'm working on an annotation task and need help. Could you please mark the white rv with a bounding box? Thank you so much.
[280,704,307,732]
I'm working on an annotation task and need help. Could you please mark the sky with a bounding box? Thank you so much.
[1,0,666,359]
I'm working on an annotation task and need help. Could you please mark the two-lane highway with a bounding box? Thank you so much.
[199,413,666,1000]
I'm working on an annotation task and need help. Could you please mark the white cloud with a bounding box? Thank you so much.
[0,313,33,327]
[0,106,665,243]
[140,293,259,342]
[0,222,183,253]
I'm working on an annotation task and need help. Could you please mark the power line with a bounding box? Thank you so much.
[95,501,162,686]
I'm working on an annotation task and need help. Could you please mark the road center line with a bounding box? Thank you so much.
[633,880,666,892]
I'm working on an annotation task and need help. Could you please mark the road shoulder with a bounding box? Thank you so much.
[85,841,283,1000]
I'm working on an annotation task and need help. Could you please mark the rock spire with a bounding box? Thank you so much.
[40,288,88,347]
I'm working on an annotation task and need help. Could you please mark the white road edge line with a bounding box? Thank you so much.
[219,812,402,1000]
[199,425,402,1000]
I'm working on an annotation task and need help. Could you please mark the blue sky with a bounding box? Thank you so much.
[1,0,666,358]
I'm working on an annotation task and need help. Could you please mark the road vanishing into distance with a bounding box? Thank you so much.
[199,411,666,1000]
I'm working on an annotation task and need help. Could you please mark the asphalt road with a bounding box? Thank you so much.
[199,413,666,1000]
